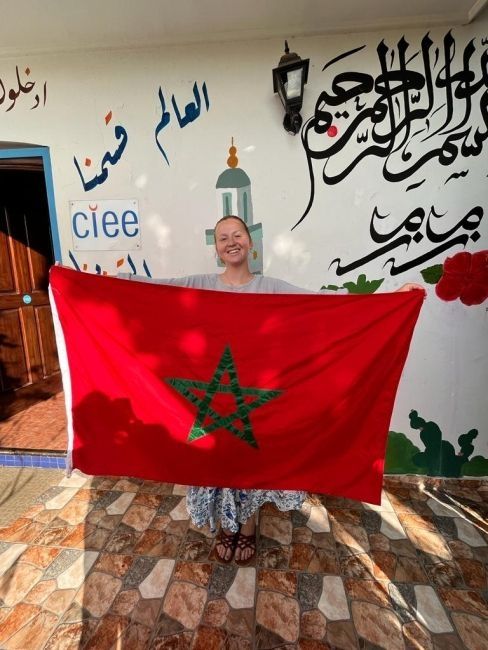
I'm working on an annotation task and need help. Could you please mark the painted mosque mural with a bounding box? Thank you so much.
[205,140,263,274]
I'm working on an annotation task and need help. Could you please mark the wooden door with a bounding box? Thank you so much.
[0,160,61,420]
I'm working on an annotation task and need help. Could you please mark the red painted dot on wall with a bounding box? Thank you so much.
[327,125,338,137]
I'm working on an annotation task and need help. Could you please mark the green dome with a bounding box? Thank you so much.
[216,167,251,189]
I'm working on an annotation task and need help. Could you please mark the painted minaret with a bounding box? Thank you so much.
[206,139,263,274]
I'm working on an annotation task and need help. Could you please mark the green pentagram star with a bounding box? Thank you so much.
[165,345,282,448]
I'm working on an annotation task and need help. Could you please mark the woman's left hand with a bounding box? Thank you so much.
[396,283,425,294]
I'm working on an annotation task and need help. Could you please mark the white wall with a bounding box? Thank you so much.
[1,18,487,467]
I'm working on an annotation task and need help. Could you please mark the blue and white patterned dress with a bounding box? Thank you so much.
[121,273,324,532]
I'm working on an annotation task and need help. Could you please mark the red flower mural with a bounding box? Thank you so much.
[435,251,488,306]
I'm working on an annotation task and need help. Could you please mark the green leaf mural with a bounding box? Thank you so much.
[462,456,488,477]
[420,264,443,284]
[385,431,427,474]
[320,275,384,294]
[342,274,384,294]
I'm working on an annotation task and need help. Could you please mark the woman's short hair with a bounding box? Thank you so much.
[214,215,251,242]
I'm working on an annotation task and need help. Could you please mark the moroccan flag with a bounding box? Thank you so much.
[50,266,423,504]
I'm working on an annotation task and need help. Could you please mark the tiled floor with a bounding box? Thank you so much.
[0,392,67,452]
[0,474,486,649]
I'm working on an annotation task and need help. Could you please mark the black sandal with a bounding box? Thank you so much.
[235,532,256,566]
[214,529,237,563]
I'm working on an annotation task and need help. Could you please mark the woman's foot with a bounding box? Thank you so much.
[215,528,237,563]
[235,517,256,565]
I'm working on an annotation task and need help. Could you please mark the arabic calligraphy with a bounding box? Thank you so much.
[68,251,152,277]
[0,65,47,112]
[329,204,483,276]
[296,31,488,228]
[73,111,128,192]
[155,81,210,165]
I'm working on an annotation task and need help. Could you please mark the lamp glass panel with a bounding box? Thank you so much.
[285,68,302,99]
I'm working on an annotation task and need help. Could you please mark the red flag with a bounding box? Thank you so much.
[50,266,423,504]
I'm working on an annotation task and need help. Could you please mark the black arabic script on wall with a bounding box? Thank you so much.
[296,31,488,229]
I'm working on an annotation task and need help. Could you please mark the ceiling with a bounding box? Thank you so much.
[1,0,487,56]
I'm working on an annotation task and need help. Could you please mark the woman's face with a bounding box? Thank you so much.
[214,218,252,267]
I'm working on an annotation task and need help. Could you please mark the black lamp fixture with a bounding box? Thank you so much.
[272,40,309,135]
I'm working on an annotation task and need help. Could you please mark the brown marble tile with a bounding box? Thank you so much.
[0,602,41,645]
[403,620,433,649]
[394,556,428,583]
[134,529,181,557]
[352,601,404,650]
[132,597,161,627]
[293,526,313,544]
[258,569,297,596]
[32,524,74,546]
[165,519,190,536]
[202,598,229,627]
[43,588,76,616]
[111,588,140,615]
[331,522,369,553]
[163,581,207,629]
[76,571,122,617]
[179,531,213,561]
[256,590,300,643]
[448,540,474,559]
[300,609,327,640]
[8,521,47,544]
[370,550,397,580]
[406,527,452,560]
[327,508,362,525]
[0,562,44,606]
[455,558,487,589]
[43,620,97,650]
[451,612,488,650]
[438,587,488,617]
[398,513,437,531]
[105,524,142,553]
[425,561,465,588]
[59,523,96,548]
[260,515,293,545]
[0,517,32,540]
[369,533,390,551]
[132,492,164,508]
[312,532,336,551]
[257,545,291,569]
[94,552,134,577]
[173,561,213,587]
[298,639,333,649]
[192,625,227,649]
[24,578,58,604]
[339,553,375,579]
[326,620,358,650]
[432,632,467,650]
[58,498,93,524]
[33,509,60,525]
[344,578,390,607]
[3,610,58,650]
[84,613,131,650]
[225,608,254,639]
[20,545,61,569]
[289,543,314,570]
[120,622,152,650]
[122,504,156,531]
[308,549,340,574]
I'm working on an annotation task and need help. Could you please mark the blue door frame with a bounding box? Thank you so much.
[0,146,61,261]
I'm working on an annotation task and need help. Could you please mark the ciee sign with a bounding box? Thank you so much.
[70,199,141,251]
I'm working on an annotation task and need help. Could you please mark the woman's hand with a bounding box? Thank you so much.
[396,283,425,294]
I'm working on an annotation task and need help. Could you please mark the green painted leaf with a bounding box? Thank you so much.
[342,274,385,294]
[321,284,340,291]
[420,264,443,284]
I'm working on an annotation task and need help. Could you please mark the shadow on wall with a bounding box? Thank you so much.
[385,409,488,477]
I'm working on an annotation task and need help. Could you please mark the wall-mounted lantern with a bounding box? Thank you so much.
[272,40,309,135]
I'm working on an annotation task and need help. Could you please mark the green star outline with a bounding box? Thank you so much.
[165,345,282,448]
